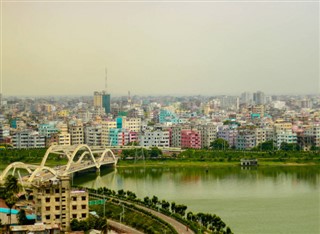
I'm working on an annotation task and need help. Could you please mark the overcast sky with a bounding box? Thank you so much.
[1,0,319,97]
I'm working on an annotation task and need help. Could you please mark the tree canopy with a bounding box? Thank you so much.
[210,138,229,150]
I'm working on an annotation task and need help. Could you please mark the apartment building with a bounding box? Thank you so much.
[101,120,116,146]
[84,124,102,146]
[69,123,84,145]
[140,130,170,147]
[303,123,320,148]
[196,124,217,148]
[181,129,201,149]
[33,176,89,232]
[274,129,297,149]
[57,123,71,146]
[38,124,59,138]
[12,130,45,149]
[236,128,256,150]
[255,128,267,146]
[217,126,238,148]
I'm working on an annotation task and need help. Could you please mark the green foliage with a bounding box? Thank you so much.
[255,140,274,151]
[92,202,175,234]
[71,215,108,232]
[85,186,233,234]
[149,147,163,158]
[17,209,29,225]
[210,138,229,150]
[4,175,21,194]
[0,148,48,164]
[280,142,300,151]
[161,200,170,210]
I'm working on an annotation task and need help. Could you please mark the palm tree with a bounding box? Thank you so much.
[5,194,17,226]
[4,175,21,226]
[4,175,21,194]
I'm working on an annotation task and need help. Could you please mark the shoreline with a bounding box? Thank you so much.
[116,159,320,168]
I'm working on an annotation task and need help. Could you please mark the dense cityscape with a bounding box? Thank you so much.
[0,91,319,151]
[0,1,319,233]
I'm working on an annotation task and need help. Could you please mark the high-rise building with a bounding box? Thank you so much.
[253,91,265,105]
[240,92,253,105]
[93,91,111,114]
[102,92,111,114]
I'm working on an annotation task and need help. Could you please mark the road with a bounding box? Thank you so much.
[132,203,194,234]
[108,219,143,234]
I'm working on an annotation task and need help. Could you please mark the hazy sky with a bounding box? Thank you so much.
[1,0,319,96]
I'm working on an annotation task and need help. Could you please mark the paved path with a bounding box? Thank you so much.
[133,204,194,234]
[108,219,143,234]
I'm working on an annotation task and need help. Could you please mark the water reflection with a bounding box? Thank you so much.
[75,166,320,188]
[74,165,319,234]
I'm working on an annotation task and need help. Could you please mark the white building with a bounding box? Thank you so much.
[140,130,170,147]
[274,129,297,149]
[12,130,45,149]
[84,124,102,146]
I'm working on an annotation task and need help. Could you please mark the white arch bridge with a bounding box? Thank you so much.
[0,144,118,185]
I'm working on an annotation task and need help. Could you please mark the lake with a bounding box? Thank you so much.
[73,165,320,234]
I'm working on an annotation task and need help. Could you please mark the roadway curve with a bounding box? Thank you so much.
[132,203,194,234]
[107,219,143,234]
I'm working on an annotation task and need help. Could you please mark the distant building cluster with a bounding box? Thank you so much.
[0,91,319,151]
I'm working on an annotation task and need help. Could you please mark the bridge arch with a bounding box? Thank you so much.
[98,148,117,166]
[27,166,57,183]
[64,144,98,173]
[0,162,37,181]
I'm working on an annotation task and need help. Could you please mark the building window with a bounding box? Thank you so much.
[72,196,77,201]
[72,205,77,210]
[55,215,60,219]
[46,207,50,211]
[55,197,60,202]
[72,214,77,219]
[55,206,60,210]
[45,197,50,202]
[46,189,50,194]
[45,215,50,220]
[82,213,86,218]
[81,205,86,209]
[55,188,60,193]
[81,196,86,201]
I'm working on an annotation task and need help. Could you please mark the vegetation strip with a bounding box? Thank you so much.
[82,186,233,234]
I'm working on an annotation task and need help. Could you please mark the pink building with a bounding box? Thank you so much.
[181,130,201,149]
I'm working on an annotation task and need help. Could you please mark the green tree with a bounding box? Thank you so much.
[151,195,158,206]
[210,138,229,150]
[17,209,28,225]
[4,175,21,194]
[117,189,126,197]
[257,140,274,151]
[280,142,300,151]
[161,200,170,210]
[149,147,162,158]
[70,219,80,231]
[143,196,151,206]
[5,194,17,226]
[171,202,176,213]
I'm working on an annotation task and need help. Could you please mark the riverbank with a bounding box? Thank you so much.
[117,159,320,168]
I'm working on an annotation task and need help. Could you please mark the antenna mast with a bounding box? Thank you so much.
[105,67,108,94]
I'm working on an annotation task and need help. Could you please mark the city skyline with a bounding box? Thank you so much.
[1,1,319,96]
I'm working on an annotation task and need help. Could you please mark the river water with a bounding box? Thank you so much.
[73,165,320,234]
